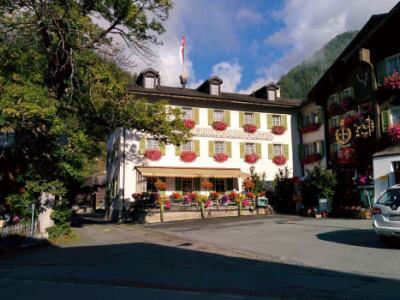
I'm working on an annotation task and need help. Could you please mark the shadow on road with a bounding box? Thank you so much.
[316,229,384,248]
[1,237,400,299]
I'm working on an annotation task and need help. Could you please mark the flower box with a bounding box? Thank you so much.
[271,125,285,135]
[144,149,162,161]
[300,123,320,134]
[272,155,286,166]
[244,153,259,164]
[243,123,257,133]
[183,119,196,129]
[384,71,400,89]
[212,121,228,131]
[388,123,400,142]
[213,152,228,162]
[180,150,197,162]
[301,153,322,165]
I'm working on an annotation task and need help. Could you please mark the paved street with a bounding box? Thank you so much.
[1,215,399,299]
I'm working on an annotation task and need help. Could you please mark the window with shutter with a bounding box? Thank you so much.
[245,143,256,155]
[146,138,158,149]
[181,141,192,151]
[244,112,254,124]
[182,107,193,120]
[273,144,283,156]
[214,141,225,154]
[214,110,224,121]
[272,115,281,126]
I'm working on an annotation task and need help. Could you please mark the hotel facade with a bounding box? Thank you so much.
[106,68,302,204]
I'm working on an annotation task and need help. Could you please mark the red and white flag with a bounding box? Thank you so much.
[179,34,186,65]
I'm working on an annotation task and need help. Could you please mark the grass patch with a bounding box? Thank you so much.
[50,229,80,245]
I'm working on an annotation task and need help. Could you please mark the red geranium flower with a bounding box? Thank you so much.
[212,121,228,131]
[388,123,400,142]
[144,149,162,161]
[213,152,228,162]
[183,119,196,129]
[301,154,322,165]
[229,191,238,200]
[180,150,197,162]
[272,155,286,166]
[384,71,400,89]
[246,192,255,199]
[300,123,321,134]
[244,153,259,164]
[271,126,285,135]
[243,123,257,133]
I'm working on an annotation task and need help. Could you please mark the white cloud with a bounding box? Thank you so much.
[243,0,398,94]
[211,61,242,93]
[236,8,263,23]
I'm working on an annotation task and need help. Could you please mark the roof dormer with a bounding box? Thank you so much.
[136,68,160,89]
[197,76,223,95]
[251,82,280,101]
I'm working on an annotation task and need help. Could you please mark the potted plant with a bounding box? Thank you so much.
[307,167,337,214]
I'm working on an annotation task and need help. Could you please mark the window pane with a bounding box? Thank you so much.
[215,141,225,154]
[245,143,255,155]
[182,107,193,120]
[214,179,225,192]
[244,113,254,124]
[268,90,275,100]
[147,138,158,149]
[272,115,281,126]
[144,77,154,88]
[210,84,219,95]
[273,144,282,156]
[182,141,192,151]
[214,110,224,121]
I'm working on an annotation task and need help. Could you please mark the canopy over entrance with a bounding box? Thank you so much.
[136,166,248,178]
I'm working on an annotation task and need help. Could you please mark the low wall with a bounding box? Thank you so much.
[139,206,274,224]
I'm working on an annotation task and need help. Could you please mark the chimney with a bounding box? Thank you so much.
[180,73,188,88]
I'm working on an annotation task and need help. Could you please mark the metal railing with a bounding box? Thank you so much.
[0,222,35,238]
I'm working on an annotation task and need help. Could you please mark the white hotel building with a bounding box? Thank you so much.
[106,68,302,203]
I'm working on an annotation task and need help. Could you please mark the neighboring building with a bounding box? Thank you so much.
[298,99,326,174]
[307,2,400,206]
[106,68,302,209]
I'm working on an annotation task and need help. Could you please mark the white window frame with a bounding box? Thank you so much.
[146,138,158,149]
[214,110,224,122]
[245,143,256,155]
[268,89,276,101]
[182,107,193,120]
[210,84,219,95]
[272,114,282,126]
[144,76,155,89]
[181,140,193,152]
[214,141,225,154]
[273,144,283,157]
[244,112,254,125]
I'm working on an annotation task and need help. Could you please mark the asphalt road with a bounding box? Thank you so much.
[1,215,399,299]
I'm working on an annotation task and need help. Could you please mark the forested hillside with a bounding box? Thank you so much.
[279,31,359,99]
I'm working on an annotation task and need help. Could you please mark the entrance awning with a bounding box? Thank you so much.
[136,166,248,178]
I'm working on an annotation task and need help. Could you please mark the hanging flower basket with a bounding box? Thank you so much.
[144,149,162,161]
[384,71,400,89]
[388,123,400,142]
[212,121,228,131]
[338,147,356,164]
[300,123,321,134]
[180,150,197,162]
[213,152,228,162]
[183,119,196,129]
[244,153,259,163]
[301,153,322,165]
[201,180,213,190]
[272,155,286,166]
[271,126,285,135]
[243,123,257,133]
[155,179,167,191]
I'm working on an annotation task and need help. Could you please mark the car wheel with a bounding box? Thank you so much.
[379,236,400,248]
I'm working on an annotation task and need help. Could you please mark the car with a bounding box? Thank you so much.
[372,184,400,247]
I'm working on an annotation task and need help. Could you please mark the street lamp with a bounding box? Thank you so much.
[250,165,255,176]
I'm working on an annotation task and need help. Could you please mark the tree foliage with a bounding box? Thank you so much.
[279,31,359,99]
[0,0,189,218]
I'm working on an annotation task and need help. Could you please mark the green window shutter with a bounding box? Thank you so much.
[208,109,214,125]
[317,109,324,123]
[267,114,273,129]
[194,178,201,191]
[282,115,288,130]
[240,142,245,158]
[319,141,325,156]
[239,112,245,127]
[175,178,182,191]
[298,144,304,160]
[376,59,386,86]
[226,141,232,158]
[193,108,200,124]
[256,143,262,158]
[255,112,261,128]
[175,145,181,156]
[268,144,273,159]
[224,110,231,127]
[208,141,215,157]
[226,178,234,191]
[159,144,166,156]
[283,144,289,160]
[139,137,146,155]
[381,110,389,132]
[194,140,200,156]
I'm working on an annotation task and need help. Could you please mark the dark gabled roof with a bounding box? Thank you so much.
[127,83,302,109]
[373,145,400,158]
[307,3,400,101]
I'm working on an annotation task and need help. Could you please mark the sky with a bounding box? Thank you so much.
[129,0,399,94]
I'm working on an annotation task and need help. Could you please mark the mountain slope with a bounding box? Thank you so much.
[278,31,359,99]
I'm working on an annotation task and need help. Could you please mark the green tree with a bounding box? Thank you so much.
[0,1,189,221]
